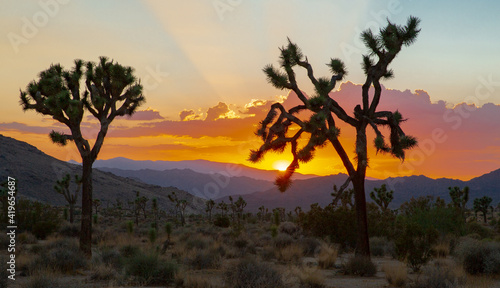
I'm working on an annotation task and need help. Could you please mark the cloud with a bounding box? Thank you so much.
[180,109,195,121]
[125,108,165,121]
[204,102,239,121]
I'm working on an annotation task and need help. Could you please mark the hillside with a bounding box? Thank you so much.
[0,134,203,213]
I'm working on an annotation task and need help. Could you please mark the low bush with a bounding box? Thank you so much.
[119,244,140,258]
[300,237,321,257]
[465,222,493,239]
[214,215,230,228]
[294,267,326,288]
[382,263,407,287]
[125,253,178,285]
[58,223,80,238]
[273,233,293,248]
[23,274,62,288]
[317,243,338,269]
[90,264,118,281]
[95,247,123,269]
[410,264,466,288]
[454,237,500,275]
[278,222,300,237]
[342,256,377,277]
[276,243,303,263]
[369,237,388,257]
[185,249,222,270]
[224,258,284,288]
[395,221,438,272]
[28,238,87,274]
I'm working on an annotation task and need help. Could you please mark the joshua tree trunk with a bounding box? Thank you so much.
[69,203,75,224]
[80,156,94,256]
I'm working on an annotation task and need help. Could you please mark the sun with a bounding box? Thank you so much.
[273,160,290,171]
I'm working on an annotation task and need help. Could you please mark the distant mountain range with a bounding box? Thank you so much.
[93,159,500,212]
[0,134,203,213]
[1,134,499,213]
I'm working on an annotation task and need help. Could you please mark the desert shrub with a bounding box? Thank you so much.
[176,272,216,288]
[369,237,388,257]
[395,220,439,272]
[234,235,248,249]
[465,222,493,239]
[148,228,157,244]
[270,225,278,238]
[260,245,276,261]
[186,236,212,251]
[125,253,178,285]
[23,274,62,288]
[298,205,357,250]
[255,234,272,247]
[17,232,37,244]
[295,267,326,288]
[300,237,321,257]
[278,221,300,237]
[454,237,500,275]
[185,249,222,270]
[317,243,338,269]
[432,241,450,258]
[95,247,123,269]
[119,245,140,258]
[382,262,407,287]
[342,256,377,277]
[214,215,231,228]
[90,264,118,281]
[410,264,466,288]
[224,258,284,288]
[28,238,87,274]
[273,233,293,248]
[58,222,80,238]
[16,199,61,239]
[276,243,303,263]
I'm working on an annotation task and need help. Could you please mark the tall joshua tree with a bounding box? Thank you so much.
[370,184,394,212]
[249,17,420,257]
[20,57,145,256]
[54,173,82,223]
[448,186,469,222]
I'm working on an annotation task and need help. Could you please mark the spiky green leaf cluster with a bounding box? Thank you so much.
[263,65,289,90]
[327,58,347,78]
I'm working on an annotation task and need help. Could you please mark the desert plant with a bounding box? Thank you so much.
[249,17,421,258]
[342,256,377,277]
[54,173,81,224]
[28,239,87,274]
[224,258,284,288]
[214,215,231,228]
[90,264,118,281]
[185,249,222,270]
[382,262,407,287]
[317,243,338,269]
[23,274,62,288]
[369,237,388,257]
[273,233,293,248]
[395,220,439,272]
[300,237,321,257]
[58,222,80,238]
[125,253,178,285]
[294,267,326,288]
[165,222,173,241]
[454,237,500,275]
[148,228,157,244]
[119,244,140,258]
[126,220,134,235]
[465,222,493,239]
[370,184,394,212]
[276,243,303,263]
[410,263,466,288]
[473,196,493,223]
[20,57,145,256]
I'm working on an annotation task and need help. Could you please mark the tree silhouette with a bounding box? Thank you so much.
[20,57,145,256]
[370,184,394,212]
[473,196,492,223]
[448,186,469,222]
[54,173,82,223]
[168,191,187,226]
[249,17,420,257]
[205,199,215,223]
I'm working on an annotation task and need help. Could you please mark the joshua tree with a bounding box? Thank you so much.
[249,17,421,257]
[370,184,394,212]
[168,191,187,226]
[92,199,101,216]
[448,186,469,221]
[205,199,215,223]
[331,185,355,209]
[20,57,145,256]
[217,201,228,217]
[54,173,82,223]
[473,196,492,223]
[234,196,247,225]
[152,198,159,230]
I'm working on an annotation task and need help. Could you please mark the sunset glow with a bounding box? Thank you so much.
[0,1,499,181]
[273,160,291,172]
